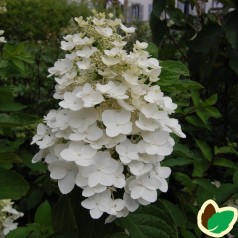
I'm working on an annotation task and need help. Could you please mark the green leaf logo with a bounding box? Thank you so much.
[197,199,238,237]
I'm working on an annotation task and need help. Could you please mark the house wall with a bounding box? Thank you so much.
[127,0,152,21]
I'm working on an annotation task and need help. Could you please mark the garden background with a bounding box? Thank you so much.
[0,0,238,237]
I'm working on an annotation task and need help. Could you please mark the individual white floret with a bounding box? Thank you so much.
[102,109,132,137]
[95,26,113,37]
[76,46,97,58]
[96,81,128,99]
[138,130,174,156]
[59,87,83,111]
[127,174,159,203]
[48,160,78,194]
[60,141,97,166]
[48,58,73,77]
[76,83,104,107]
[68,108,98,132]
[0,30,6,43]
[81,190,113,219]
[120,23,135,33]
[116,139,139,164]
[150,163,171,192]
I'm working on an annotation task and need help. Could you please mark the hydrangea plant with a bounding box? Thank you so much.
[32,11,185,221]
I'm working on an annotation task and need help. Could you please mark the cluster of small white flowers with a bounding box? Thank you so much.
[0,30,6,43]
[0,200,23,237]
[32,11,185,221]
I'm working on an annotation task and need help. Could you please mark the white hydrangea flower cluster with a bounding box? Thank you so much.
[0,199,23,237]
[32,12,185,221]
[0,30,6,43]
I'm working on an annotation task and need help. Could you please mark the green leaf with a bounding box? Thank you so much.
[190,90,200,107]
[5,227,33,238]
[34,201,52,225]
[0,112,40,127]
[215,183,236,204]
[213,158,238,169]
[193,178,216,193]
[208,211,235,234]
[162,200,186,228]
[195,139,212,161]
[174,172,193,189]
[203,94,218,106]
[0,102,27,112]
[192,160,209,177]
[223,10,238,49]
[173,143,195,159]
[146,42,158,58]
[162,157,192,167]
[215,145,238,156]
[185,115,208,129]
[116,201,178,238]
[160,60,189,80]
[0,167,29,199]
[203,106,222,119]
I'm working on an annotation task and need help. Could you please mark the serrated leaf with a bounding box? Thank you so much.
[0,167,29,199]
[116,201,178,238]
[208,211,235,233]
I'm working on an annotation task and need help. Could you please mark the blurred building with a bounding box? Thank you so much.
[124,0,223,22]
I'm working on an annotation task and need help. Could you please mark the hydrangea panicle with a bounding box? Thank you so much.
[32,11,186,221]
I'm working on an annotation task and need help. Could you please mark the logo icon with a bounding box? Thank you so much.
[197,199,238,237]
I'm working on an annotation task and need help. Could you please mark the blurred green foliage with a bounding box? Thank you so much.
[150,0,238,237]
